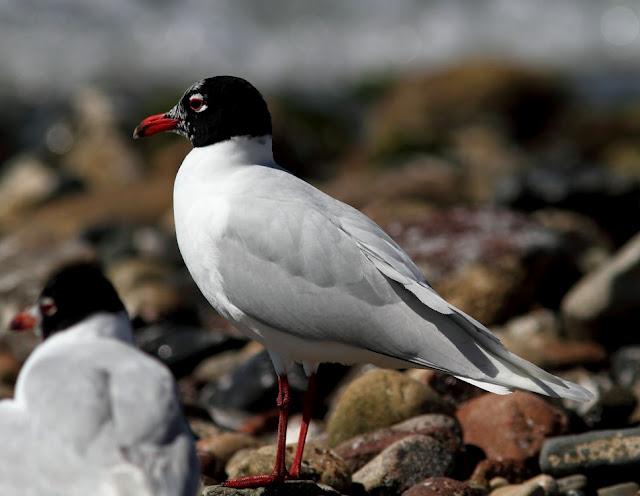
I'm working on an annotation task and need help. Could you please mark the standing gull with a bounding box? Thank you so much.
[1,263,199,496]
[134,76,592,488]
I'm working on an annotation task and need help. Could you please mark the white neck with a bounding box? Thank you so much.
[58,311,134,344]
[192,135,274,166]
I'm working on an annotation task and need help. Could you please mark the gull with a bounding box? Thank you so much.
[1,262,199,496]
[133,76,592,488]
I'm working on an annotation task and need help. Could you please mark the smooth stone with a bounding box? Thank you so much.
[457,392,569,461]
[540,427,640,478]
[469,459,532,487]
[562,232,640,346]
[226,444,351,493]
[197,432,261,479]
[202,481,346,496]
[402,477,487,496]
[597,482,639,496]
[334,414,461,472]
[489,475,557,496]
[136,323,243,377]
[556,475,588,493]
[611,347,640,389]
[326,369,449,447]
[352,434,455,495]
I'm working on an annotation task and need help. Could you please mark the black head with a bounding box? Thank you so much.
[133,76,272,147]
[10,262,126,339]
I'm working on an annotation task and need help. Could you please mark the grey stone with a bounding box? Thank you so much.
[202,480,346,496]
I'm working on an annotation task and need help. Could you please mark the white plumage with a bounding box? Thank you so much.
[0,312,199,496]
[173,135,592,402]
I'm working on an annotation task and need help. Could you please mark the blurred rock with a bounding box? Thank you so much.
[202,480,346,496]
[367,62,566,163]
[386,207,565,324]
[199,350,309,431]
[539,427,640,478]
[334,413,461,472]
[107,257,187,324]
[402,477,486,496]
[326,369,449,447]
[531,209,612,274]
[597,483,639,496]
[352,434,455,495]
[493,309,606,370]
[193,342,265,384]
[562,232,640,347]
[489,475,557,496]
[556,475,588,494]
[197,432,260,479]
[407,369,485,406]
[470,459,533,488]
[63,87,142,188]
[457,392,569,461]
[226,444,351,493]
[0,155,62,227]
[136,323,243,377]
[611,347,640,390]
[0,344,21,385]
[497,163,640,246]
[189,418,222,439]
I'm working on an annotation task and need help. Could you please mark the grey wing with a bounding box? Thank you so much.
[216,170,592,402]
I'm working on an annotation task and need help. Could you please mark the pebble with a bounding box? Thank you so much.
[562,231,640,346]
[539,427,640,478]
[402,477,487,496]
[326,369,449,447]
[597,482,639,496]
[489,475,557,496]
[226,444,351,493]
[352,434,455,495]
[334,413,461,472]
[457,392,569,461]
[202,480,346,496]
[197,432,260,479]
[556,474,588,493]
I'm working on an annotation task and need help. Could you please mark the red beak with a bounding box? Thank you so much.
[9,311,37,332]
[132,113,179,139]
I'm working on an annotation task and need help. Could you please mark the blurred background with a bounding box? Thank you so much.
[2,0,640,490]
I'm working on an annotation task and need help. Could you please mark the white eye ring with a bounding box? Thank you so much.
[189,93,208,113]
[40,297,57,316]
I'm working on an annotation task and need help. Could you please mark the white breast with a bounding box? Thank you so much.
[173,138,274,325]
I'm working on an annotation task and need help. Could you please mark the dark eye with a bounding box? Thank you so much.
[40,297,57,317]
[189,94,207,112]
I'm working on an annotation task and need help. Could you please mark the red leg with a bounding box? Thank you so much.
[223,375,291,488]
[289,372,317,479]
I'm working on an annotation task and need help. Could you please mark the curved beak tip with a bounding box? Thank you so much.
[132,113,179,140]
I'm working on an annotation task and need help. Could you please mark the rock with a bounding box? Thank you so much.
[136,323,243,377]
[202,480,346,496]
[367,62,566,163]
[562,232,640,346]
[0,345,21,385]
[226,444,351,493]
[106,257,187,324]
[189,418,222,439]
[326,369,449,447]
[493,309,606,370]
[457,392,569,461]
[489,475,557,496]
[402,477,486,496]
[0,154,62,227]
[407,369,486,406]
[334,414,461,472]
[496,162,640,246]
[352,434,455,495]
[197,432,260,479]
[540,427,640,478]
[531,209,612,274]
[193,342,265,384]
[597,483,639,496]
[200,350,310,431]
[556,475,587,494]
[611,347,640,389]
[385,207,565,324]
[558,369,636,430]
[470,459,533,488]
[63,87,142,188]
